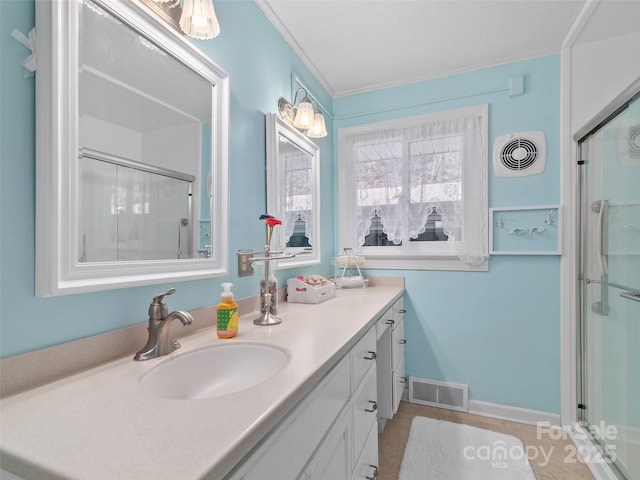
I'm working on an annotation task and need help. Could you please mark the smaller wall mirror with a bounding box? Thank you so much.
[266,113,321,268]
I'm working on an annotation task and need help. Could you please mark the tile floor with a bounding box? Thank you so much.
[378,401,596,480]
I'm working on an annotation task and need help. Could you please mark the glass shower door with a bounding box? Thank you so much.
[580,94,640,480]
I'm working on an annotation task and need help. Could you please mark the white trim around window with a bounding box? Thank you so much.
[338,104,489,271]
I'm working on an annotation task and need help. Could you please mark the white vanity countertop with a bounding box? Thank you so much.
[0,285,403,480]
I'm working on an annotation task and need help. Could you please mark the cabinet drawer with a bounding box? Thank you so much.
[241,355,351,480]
[351,364,377,468]
[350,326,377,394]
[352,422,379,480]
[392,356,406,415]
[392,318,405,368]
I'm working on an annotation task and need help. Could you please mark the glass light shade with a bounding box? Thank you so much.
[180,0,220,40]
[293,99,314,129]
[307,112,327,138]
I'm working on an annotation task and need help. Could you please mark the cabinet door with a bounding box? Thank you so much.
[391,318,405,370]
[352,423,379,480]
[392,356,406,415]
[352,364,377,469]
[241,356,350,480]
[305,407,352,480]
[375,319,393,421]
[391,317,406,414]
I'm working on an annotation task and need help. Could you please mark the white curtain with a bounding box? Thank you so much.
[344,114,487,264]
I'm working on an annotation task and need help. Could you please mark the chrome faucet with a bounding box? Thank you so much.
[133,288,193,361]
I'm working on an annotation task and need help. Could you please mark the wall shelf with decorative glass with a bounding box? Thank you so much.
[489,205,562,255]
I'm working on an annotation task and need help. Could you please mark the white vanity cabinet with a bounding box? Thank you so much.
[228,325,379,480]
[376,296,406,429]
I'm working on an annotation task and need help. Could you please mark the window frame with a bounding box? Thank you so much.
[337,104,488,271]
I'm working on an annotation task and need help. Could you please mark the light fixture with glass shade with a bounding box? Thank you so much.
[149,0,220,39]
[278,87,328,138]
[180,0,220,39]
[307,103,328,138]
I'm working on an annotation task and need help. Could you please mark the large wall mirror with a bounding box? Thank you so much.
[35,0,229,296]
[266,113,321,268]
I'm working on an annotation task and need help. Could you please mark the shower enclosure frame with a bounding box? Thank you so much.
[574,78,640,480]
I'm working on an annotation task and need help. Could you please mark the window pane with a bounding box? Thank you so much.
[356,141,402,206]
[409,136,462,204]
[409,212,447,242]
[363,214,399,246]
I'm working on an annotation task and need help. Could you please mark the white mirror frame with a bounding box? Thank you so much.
[266,113,321,269]
[35,0,230,296]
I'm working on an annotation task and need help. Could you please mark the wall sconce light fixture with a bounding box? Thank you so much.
[278,88,328,138]
[151,0,220,39]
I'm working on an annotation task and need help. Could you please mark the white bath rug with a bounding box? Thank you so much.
[398,416,537,480]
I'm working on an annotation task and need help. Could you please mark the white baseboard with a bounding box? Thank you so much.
[467,399,562,426]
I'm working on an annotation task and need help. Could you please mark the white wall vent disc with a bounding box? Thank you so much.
[493,131,546,177]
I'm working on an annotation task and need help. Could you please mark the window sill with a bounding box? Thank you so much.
[360,255,488,272]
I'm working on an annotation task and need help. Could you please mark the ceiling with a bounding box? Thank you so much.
[257,0,638,98]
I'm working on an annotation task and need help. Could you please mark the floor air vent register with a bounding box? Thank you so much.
[408,377,469,412]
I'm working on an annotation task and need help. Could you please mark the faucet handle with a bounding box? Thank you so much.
[152,288,176,304]
[149,288,175,321]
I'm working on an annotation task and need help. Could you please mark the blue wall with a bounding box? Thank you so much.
[334,55,562,414]
[1,1,562,415]
[0,0,335,358]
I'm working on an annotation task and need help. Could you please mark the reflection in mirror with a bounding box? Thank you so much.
[78,149,196,261]
[79,0,210,261]
[35,0,229,296]
[266,113,321,268]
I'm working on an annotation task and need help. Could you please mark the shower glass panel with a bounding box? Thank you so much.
[79,157,193,262]
[579,93,640,479]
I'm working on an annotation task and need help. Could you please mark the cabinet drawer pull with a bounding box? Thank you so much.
[385,319,395,325]
[364,351,377,360]
[365,465,379,479]
[399,339,407,344]
[364,400,377,413]
[398,309,406,314]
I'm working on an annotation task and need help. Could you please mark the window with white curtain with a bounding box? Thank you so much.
[338,104,488,271]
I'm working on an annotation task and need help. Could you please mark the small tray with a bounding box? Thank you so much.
[287,276,336,304]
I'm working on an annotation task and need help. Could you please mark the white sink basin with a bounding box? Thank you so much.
[139,343,289,400]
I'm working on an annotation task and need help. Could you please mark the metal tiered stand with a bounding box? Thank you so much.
[248,246,295,325]
[333,247,367,288]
